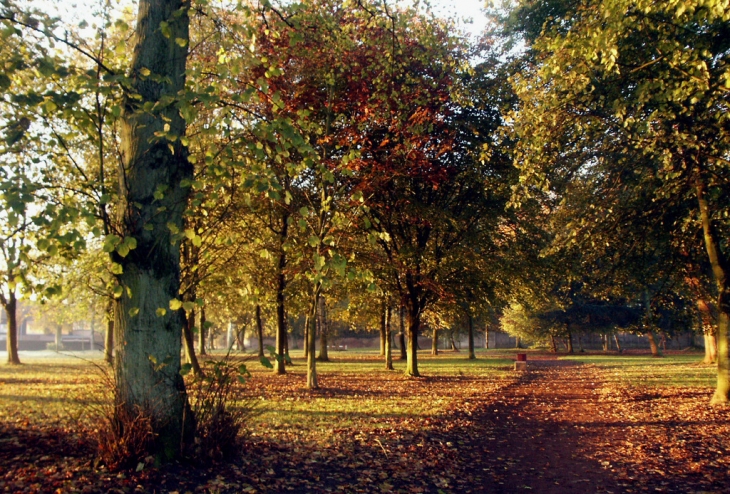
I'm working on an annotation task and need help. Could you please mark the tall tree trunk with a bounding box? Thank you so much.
[614,333,623,354]
[105,310,114,365]
[236,323,246,352]
[303,312,309,359]
[406,296,421,377]
[515,336,521,349]
[226,319,233,350]
[484,324,490,349]
[431,328,439,356]
[704,333,718,364]
[646,331,660,357]
[275,215,289,375]
[3,293,20,365]
[198,307,206,356]
[255,305,265,358]
[306,286,320,389]
[385,305,393,370]
[566,326,574,354]
[449,330,459,352]
[467,313,475,360]
[550,334,557,353]
[55,324,62,352]
[379,302,386,357]
[398,305,407,360]
[697,178,730,404]
[113,0,192,460]
[183,309,202,376]
[317,296,329,362]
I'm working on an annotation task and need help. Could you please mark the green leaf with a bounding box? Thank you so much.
[259,355,274,369]
[169,298,183,310]
[111,262,123,275]
[180,363,193,376]
[116,243,130,257]
[129,307,140,317]
[156,308,167,317]
[175,37,187,47]
[182,301,196,312]
[308,235,320,247]
[113,285,124,299]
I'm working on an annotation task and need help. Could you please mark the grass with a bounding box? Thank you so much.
[0,348,717,443]
[559,352,717,388]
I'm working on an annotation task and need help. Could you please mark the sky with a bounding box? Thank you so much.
[37,0,490,40]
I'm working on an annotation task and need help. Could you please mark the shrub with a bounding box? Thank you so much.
[183,358,255,462]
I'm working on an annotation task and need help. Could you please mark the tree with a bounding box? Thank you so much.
[508,0,730,403]
[112,0,193,458]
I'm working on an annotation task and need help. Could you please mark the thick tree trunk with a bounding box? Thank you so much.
[704,333,718,364]
[697,177,730,404]
[113,0,192,460]
[3,293,20,365]
[198,307,206,356]
[255,305,265,358]
[385,305,393,370]
[467,313,475,359]
[226,319,233,350]
[183,309,203,376]
[431,328,439,356]
[317,296,329,362]
[646,331,661,357]
[398,305,407,360]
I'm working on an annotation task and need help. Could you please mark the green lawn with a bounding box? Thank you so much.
[559,353,716,387]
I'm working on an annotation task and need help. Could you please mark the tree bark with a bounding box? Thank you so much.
[449,330,459,352]
[550,334,557,353]
[405,295,421,377]
[113,0,192,460]
[646,331,660,357]
[467,313,475,360]
[275,213,289,375]
[317,295,329,362]
[385,304,393,370]
[515,336,521,350]
[379,302,386,357]
[303,312,309,359]
[614,333,623,354]
[198,307,206,356]
[105,316,114,365]
[255,305,264,358]
[431,328,439,356]
[183,308,202,376]
[306,286,320,389]
[484,324,490,349]
[696,178,730,404]
[704,333,718,364]
[398,305,407,360]
[3,292,20,365]
[566,326,573,354]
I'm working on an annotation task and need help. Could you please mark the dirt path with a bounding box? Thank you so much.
[443,359,729,494]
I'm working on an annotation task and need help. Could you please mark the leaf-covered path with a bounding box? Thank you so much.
[1,356,729,493]
[439,359,730,493]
